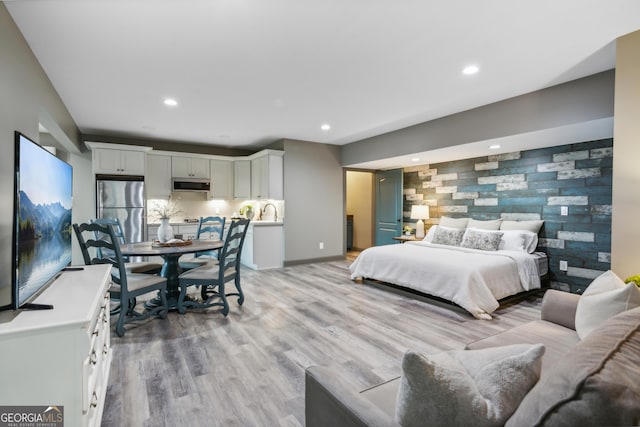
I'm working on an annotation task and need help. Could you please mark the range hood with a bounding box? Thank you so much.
[172,177,211,192]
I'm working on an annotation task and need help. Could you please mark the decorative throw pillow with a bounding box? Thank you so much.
[431,226,465,246]
[438,216,469,229]
[461,228,503,251]
[467,218,502,230]
[500,220,544,234]
[575,270,640,339]
[395,344,545,427]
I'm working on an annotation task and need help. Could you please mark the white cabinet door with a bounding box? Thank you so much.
[146,154,172,198]
[171,156,191,178]
[189,157,210,178]
[172,156,210,178]
[210,159,233,199]
[250,153,283,200]
[251,156,267,199]
[94,148,145,175]
[233,160,251,199]
[120,150,146,175]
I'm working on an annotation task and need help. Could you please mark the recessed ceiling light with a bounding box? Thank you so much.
[163,98,178,107]
[489,144,501,150]
[462,65,479,75]
[411,158,421,162]
[321,124,331,131]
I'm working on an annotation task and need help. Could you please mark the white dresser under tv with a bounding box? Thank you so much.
[0,264,112,427]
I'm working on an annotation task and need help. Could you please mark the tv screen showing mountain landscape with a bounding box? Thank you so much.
[14,133,72,307]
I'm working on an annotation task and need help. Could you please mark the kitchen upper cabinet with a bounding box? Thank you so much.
[233,160,251,199]
[93,148,146,175]
[209,159,233,200]
[146,154,172,198]
[251,151,284,200]
[171,156,210,178]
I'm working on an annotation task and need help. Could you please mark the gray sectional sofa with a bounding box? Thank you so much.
[305,290,640,426]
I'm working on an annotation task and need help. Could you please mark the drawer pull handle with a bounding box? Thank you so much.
[90,392,98,408]
[90,350,98,365]
[103,344,109,355]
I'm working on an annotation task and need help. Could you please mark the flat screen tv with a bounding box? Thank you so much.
[8,131,73,310]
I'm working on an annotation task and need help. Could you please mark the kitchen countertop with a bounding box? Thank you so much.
[251,220,283,226]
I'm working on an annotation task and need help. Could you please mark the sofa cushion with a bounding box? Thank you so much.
[575,270,640,339]
[395,344,544,427]
[361,377,400,419]
[466,319,579,371]
[506,306,640,427]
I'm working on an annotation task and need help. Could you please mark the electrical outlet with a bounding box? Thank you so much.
[559,260,568,271]
[561,206,568,216]
[319,242,324,250]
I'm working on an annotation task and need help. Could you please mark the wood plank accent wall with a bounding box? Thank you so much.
[403,138,613,294]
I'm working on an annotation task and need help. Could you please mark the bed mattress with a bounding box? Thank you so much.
[349,241,544,319]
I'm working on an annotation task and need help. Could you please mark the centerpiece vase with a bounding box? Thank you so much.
[157,218,174,242]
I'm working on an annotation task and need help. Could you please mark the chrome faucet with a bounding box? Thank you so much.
[260,203,278,221]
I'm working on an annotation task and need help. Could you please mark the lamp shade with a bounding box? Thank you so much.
[410,205,429,220]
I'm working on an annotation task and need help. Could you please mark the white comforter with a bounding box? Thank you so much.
[349,241,541,319]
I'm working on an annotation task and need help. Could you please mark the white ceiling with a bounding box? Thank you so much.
[6,1,640,157]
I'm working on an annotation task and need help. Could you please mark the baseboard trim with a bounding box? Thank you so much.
[284,255,345,267]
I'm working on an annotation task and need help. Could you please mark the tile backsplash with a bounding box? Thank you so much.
[147,192,284,223]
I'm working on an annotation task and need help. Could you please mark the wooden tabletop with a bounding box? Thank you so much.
[120,239,223,256]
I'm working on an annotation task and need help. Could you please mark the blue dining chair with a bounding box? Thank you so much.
[74,222,168,337]
[91,217,162,274]
[177,218,250,315]
[179,216,226,271]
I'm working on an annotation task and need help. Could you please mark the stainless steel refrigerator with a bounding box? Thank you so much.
[96,176,145,243]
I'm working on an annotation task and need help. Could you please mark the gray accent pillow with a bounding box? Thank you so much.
[461,228,504,251]
[395,344,545,427]
[431,226,465,246]
[438,216,469,229]
[468,218,502,230]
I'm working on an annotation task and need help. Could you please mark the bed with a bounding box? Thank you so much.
[349,224,547,319]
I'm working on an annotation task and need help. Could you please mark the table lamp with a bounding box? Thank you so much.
[410,205,429,239]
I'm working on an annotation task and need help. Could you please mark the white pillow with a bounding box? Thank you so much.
[498,230,538,253]
[423,225,437,242]
[467,218,502,230]
[499,230,526,252]
[395,344,545,427]
[575,270,640,339]
[439,216,469,229]
[461,228,503,251]
[500,220,544,234]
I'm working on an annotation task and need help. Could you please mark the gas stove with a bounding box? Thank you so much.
[183,218,199,223]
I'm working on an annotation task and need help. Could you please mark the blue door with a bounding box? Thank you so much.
[375,169,403,245]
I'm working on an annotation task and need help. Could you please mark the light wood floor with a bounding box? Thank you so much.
[101,258,543,427]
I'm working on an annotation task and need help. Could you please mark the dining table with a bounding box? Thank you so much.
[120,239,224,311]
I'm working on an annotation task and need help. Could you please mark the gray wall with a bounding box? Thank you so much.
[281,139,344,263]
[0,5,87,306]
[342,71,615,166]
